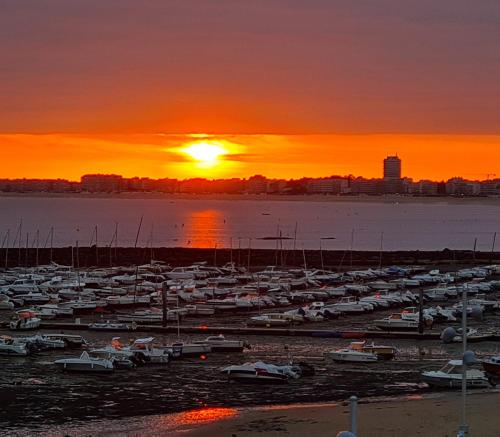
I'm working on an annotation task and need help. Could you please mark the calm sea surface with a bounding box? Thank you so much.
[0,196,499,250]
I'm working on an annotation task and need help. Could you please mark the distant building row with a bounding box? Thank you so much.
[1,174,499,197]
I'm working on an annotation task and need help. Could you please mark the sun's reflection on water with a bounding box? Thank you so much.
[183,209,227,248]
[149,407,238,433]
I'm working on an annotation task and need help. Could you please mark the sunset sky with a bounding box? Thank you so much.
[2,1,500,181]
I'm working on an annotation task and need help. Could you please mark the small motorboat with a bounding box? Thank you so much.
[9,310,41,331]
[169,341,211,357]
[54,351,115,373]
[421,360,489,388]
[327,347,378,363]
[88,321,137,331]
[0,295,14,310]
[350,341,397,361]
[43,334,87,349]
[194,335,250,352]
[374,313,419,331]
[0,336,30,356]
[221,361,300,384]
[22,334,66,351]
[482,356,500,386]
[247,313,301,327]
[126,337,170,364]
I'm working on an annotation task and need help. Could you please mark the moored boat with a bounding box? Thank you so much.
[350,341,397,361]
[421,360,489,388]
[88,321,137,331]
[43,333,87,348]
[54,351,115,373]
[194,335,250,352]
[9,310,41,331]
[327,346,378,363]
[374,313,419,331]
[482,356,500,386]
[221,361,299,384]
[0,336,30,356]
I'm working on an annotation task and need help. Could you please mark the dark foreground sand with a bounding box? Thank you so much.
[186,391,500,437]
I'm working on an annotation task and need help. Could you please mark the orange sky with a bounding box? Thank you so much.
[2,2,500,180]
[1,133,499,181]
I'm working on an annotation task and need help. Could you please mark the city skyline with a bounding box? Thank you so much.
[2,154,499,197]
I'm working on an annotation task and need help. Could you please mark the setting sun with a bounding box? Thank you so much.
[182,141,227,166]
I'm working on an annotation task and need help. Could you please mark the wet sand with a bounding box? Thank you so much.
[187,391,500,437]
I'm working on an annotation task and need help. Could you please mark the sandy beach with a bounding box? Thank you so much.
[185,391,500,437]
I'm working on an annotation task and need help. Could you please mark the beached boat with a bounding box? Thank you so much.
[23,334,66,350]
[194,335,250,352]
[90,339,142,368]
[127,337,170,364]
[327,346,378,363]
[374,313,419,331]
[421,360,489,388]
[54,351,115,373]
[168,342,211,357]
[88,321,137,331]
[350,341,397,361]
[482,356,500,386]
[0,336,30,356]
[44,333,87,348]
[0,295,14,310]
[247,313,302,327]
[221,361,299,383]
[9,310,41,331]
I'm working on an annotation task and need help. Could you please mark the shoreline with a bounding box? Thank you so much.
[19,390,500,436]
[1,191,500,204]
[185,390,500,437]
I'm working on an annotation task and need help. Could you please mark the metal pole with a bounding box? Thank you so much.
[162,282,168,328]
[458,286,469,436]
[247,238,251,272]
[350,395,358,435]
[320,240,324,271]
[350,229,354,269]
[378,231,384,269]
[418,288,424,334]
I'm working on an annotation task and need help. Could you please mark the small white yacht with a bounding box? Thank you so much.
[0,295,14,310]
[54,351,115,373]
[0,336,30,356]
[221,361,299,383]
[23,334,66,350]
[126,337,170,364]
[374,313,419,331]
[327,345,378,363]
[421,360,489,388]
[88,321,137,331]
[9,310,41,331]
[194,335,249,352]
[169,341,211,357]
[247,313,302,327]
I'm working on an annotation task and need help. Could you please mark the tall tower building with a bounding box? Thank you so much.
[383,155,403,193]
[383,155,402,180]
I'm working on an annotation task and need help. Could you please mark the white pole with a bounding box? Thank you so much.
[350,395,358,435]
